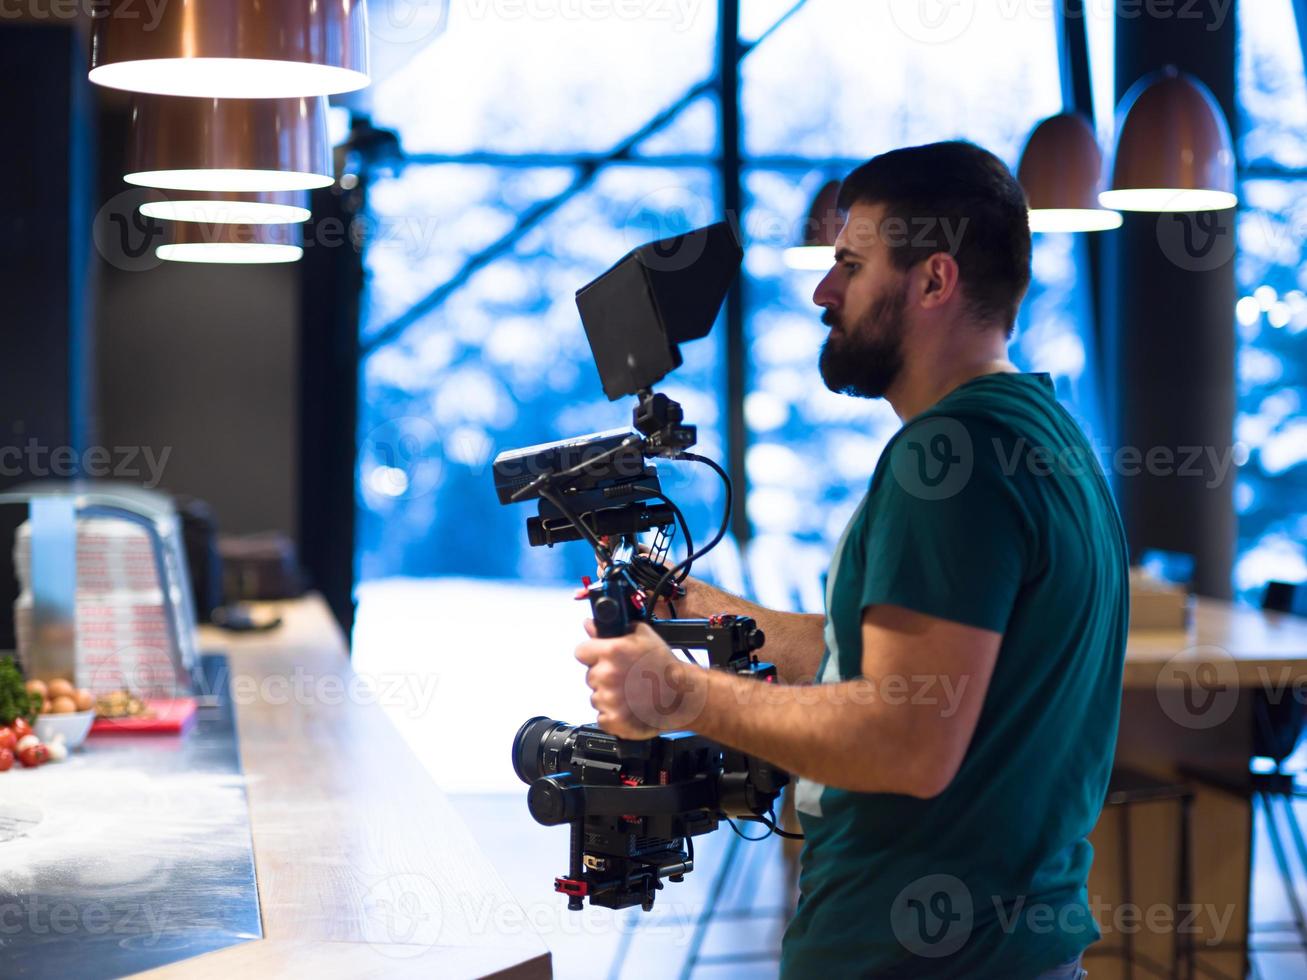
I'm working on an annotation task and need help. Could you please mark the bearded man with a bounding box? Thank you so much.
[577,141,1128,979]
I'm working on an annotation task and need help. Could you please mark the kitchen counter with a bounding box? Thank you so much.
[2,594,551,979]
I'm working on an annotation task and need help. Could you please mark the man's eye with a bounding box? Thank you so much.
[843,262,860,274]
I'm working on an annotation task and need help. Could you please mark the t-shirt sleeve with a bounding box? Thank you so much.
[860,416,1032,633]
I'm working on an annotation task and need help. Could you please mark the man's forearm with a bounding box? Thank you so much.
[681,579,825,683]
[674,666,943,798]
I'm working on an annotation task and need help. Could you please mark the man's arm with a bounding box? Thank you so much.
[673,577,825,684]
[575,603,1000,799]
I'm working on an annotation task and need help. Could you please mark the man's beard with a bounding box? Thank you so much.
[818,280,908,399]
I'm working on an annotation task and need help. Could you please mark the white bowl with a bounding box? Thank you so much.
[34,710,96,750]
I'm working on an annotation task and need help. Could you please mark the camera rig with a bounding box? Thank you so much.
[492,223,793,912]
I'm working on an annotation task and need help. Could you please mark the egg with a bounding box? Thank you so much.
[25,679,47,699]
[51,696,77,714]
[74,690,94,712]
[47,678,75,699]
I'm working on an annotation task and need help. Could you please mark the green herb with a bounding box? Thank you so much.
[0,656,40,726]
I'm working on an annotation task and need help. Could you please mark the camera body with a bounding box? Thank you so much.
[512,573,787,911]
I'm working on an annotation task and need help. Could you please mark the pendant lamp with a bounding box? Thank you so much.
[1099,66,1237,213]
[1017,112,1123,233]
[89,0,369,98]
[140,190,311,225]
[784,179,842,271]
[157,219,303,264]
[125,96,332,193]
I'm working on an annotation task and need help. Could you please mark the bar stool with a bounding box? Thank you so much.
[1174,581,1307,965]
[1247,581,1307,949]
[1097,767,1196,980]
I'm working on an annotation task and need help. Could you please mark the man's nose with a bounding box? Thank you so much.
[813,266,841,311]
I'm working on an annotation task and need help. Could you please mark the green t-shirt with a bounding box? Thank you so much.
[781,372,1129,979]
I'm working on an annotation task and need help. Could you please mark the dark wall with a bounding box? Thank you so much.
[90,102,302,541]
[94,261,301,536]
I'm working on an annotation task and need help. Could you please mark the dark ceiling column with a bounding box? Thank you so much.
[298,182,364,640]
[1108,1,1238,598]
[0,24,95,646]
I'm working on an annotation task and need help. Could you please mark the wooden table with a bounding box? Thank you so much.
[134,595,551,979]
[1085,598,1307,979]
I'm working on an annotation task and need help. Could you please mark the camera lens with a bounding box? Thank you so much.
[512,716,568,784]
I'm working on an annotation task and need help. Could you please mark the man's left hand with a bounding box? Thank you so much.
[575,621,709,739]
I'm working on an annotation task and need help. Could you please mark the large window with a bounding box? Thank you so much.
[1233,0,1307,600]
[356,1,1094,602]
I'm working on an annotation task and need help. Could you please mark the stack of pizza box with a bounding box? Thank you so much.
[13,518,182,698]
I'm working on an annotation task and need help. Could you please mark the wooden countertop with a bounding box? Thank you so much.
[134,595,550,979]
[1124,596,1307,688]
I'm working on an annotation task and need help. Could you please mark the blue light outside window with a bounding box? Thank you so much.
[355,3,1136,604]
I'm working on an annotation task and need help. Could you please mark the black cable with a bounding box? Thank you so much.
[725,816,773,841]
[761,816,805,841]
[650,452,732,603]
[537,483,611,563]
[631,484,693,581]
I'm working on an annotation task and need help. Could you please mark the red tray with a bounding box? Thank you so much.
[89,698,198,735]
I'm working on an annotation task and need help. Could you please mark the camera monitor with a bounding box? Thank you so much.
[576,221,743,401]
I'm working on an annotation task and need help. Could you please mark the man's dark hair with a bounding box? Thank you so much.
[837,140,1031,336]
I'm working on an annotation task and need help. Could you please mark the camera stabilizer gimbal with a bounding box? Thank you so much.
[492,223,793,912]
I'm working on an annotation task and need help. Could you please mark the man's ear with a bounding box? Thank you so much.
[918,252,961,309]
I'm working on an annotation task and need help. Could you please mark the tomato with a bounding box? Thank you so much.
[11,718,32,739]
[17,744,47,768]
[0,727,14,753]
[0,748,12,772]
